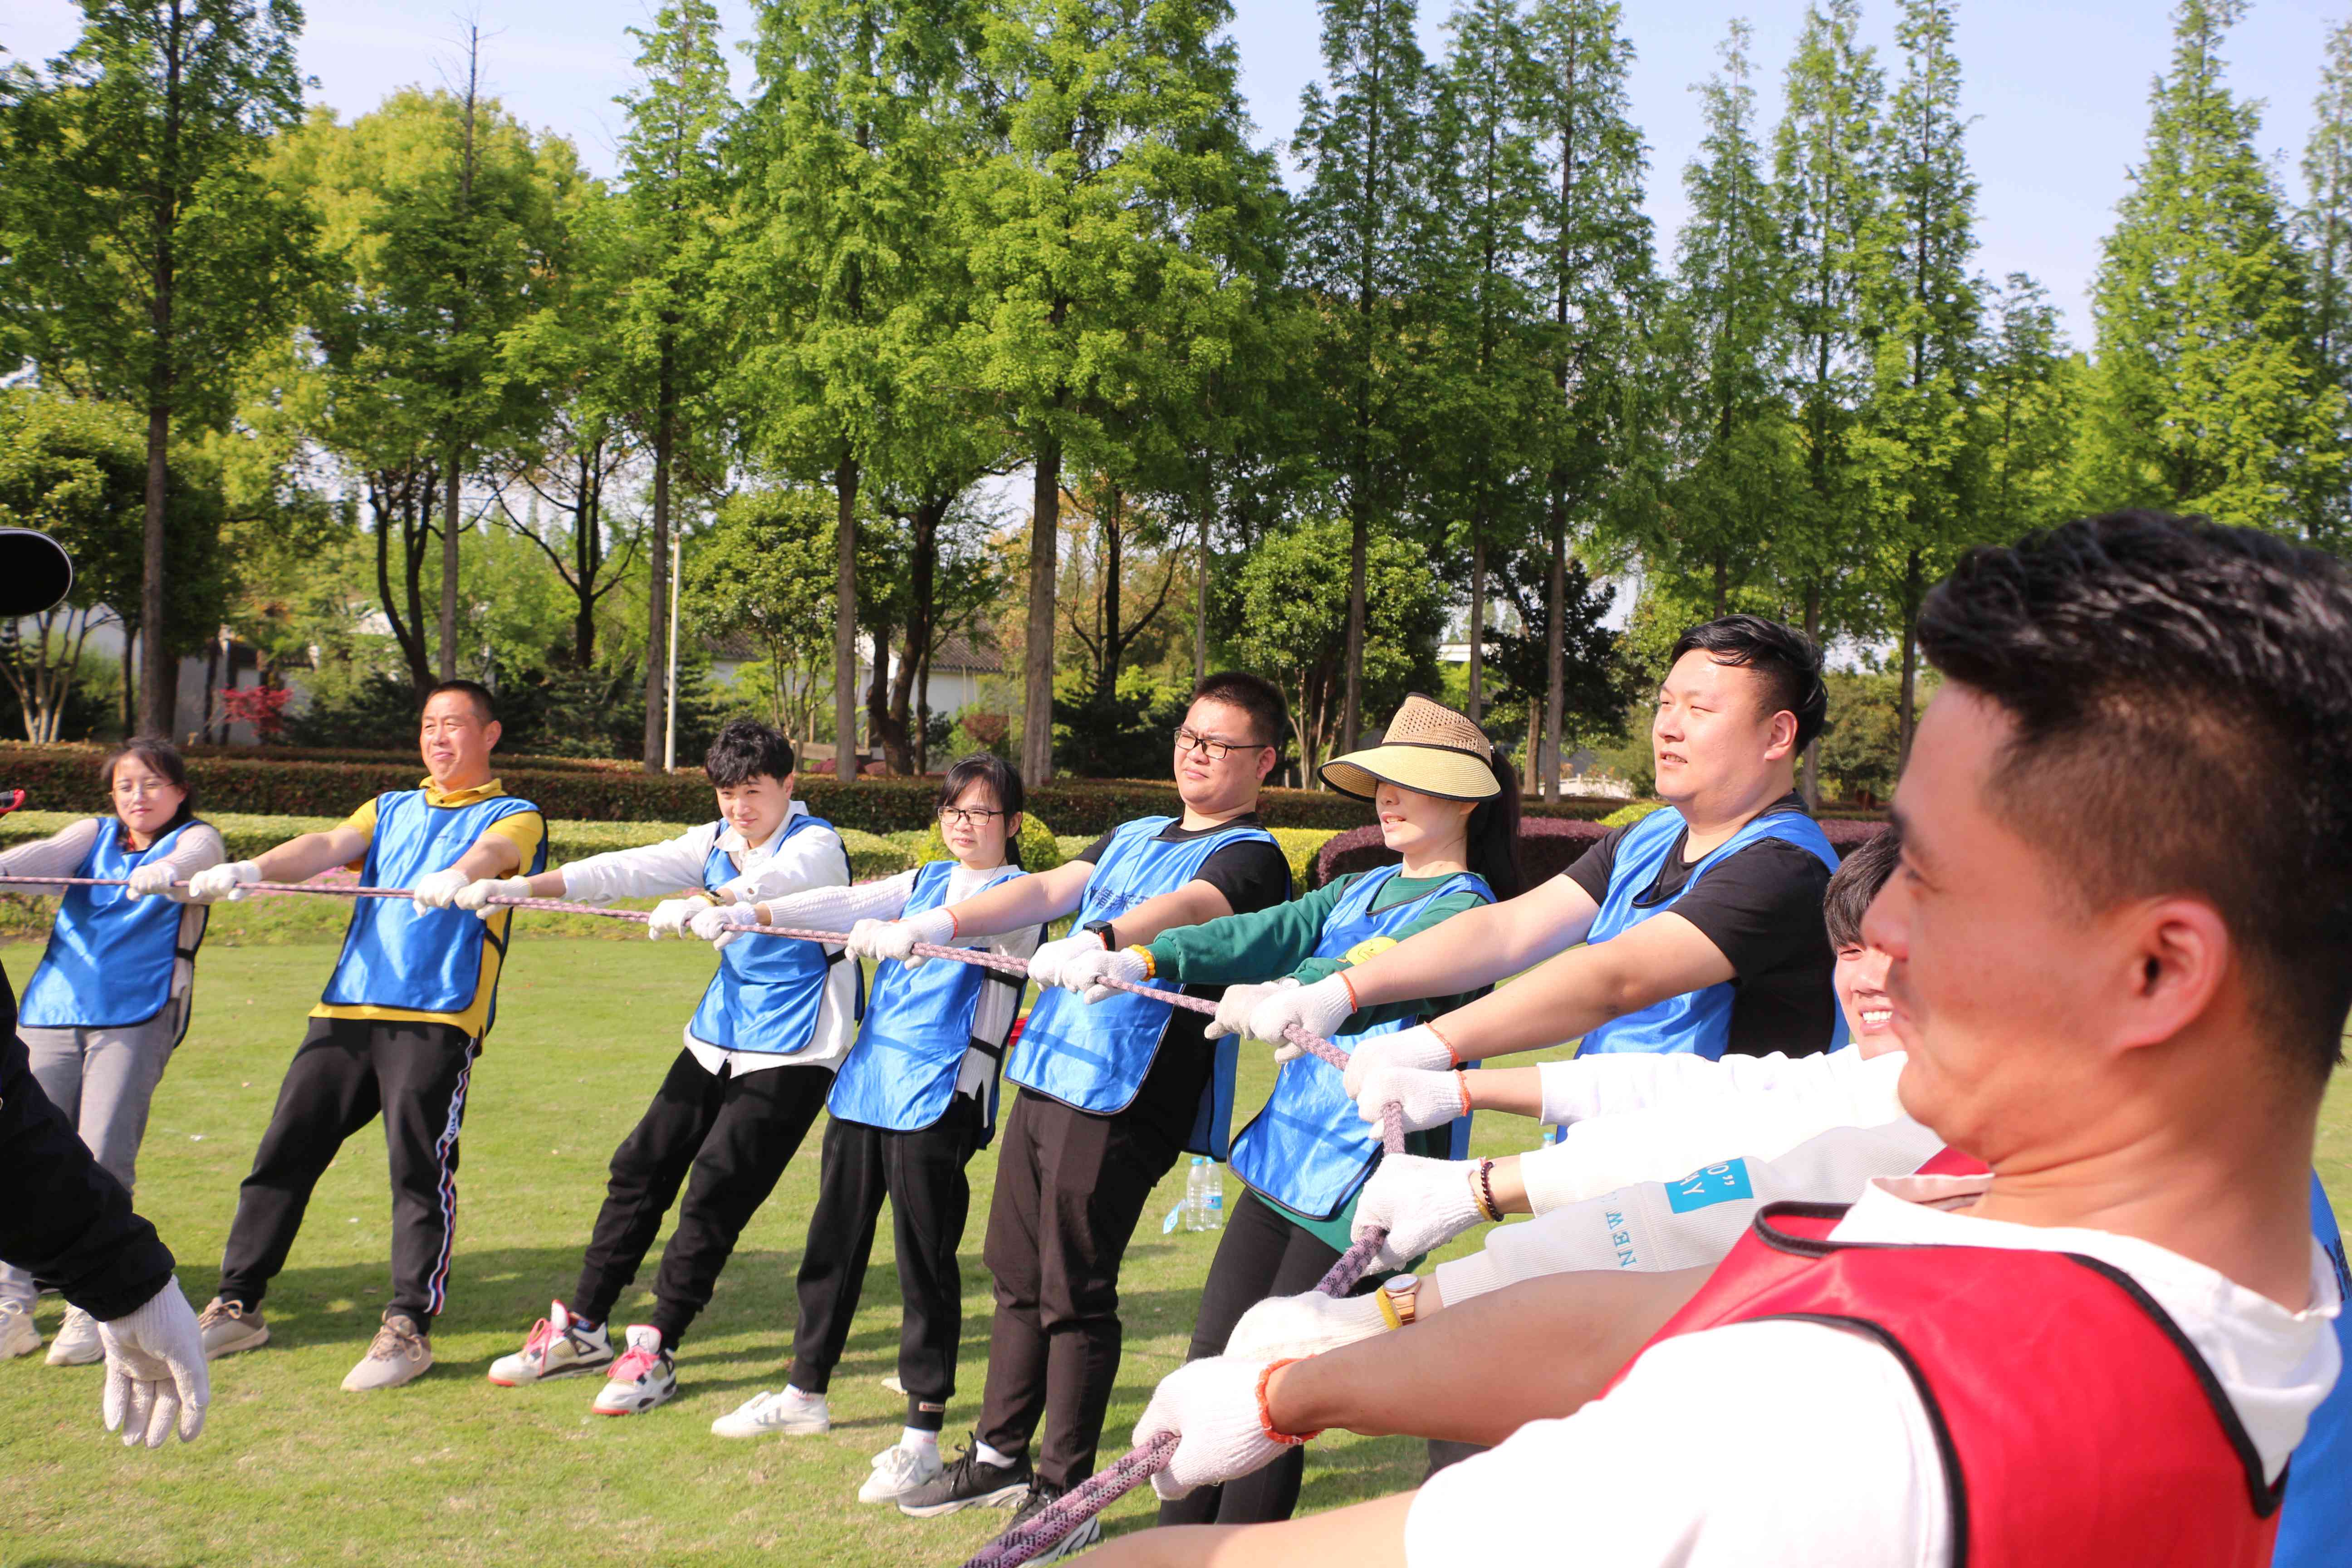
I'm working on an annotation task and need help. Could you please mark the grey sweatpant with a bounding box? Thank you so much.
[0,1008,182,1307]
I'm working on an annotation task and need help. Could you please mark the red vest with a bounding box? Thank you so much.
[1611,1202,2285,1568]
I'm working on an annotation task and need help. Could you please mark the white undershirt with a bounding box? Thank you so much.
[1406,1175,2343,1568]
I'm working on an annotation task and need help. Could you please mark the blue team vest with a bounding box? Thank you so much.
[1576,805,1843,1060]
[20,818,209,1029]
[2277,1171,2352,1568]
[1007,815,1282,1157]
[828,858,1028,1131]
[321,789,547,1019]
[1228,866,1493,1220]
[685,813,850,1056]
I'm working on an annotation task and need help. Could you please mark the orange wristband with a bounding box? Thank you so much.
[1257,1359,1323,1446]
[1453,1068,1474,1118]
[1338,970,1360,1013]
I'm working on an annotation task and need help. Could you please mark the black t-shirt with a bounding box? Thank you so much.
[1562,793,1837,1058]
[1066,812,1294,1146]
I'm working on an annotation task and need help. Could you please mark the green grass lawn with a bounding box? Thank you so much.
[5,936,2349,1568]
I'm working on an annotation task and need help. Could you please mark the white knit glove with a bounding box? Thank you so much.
[1225,1289,1390,1361]
[96,1277,209,1448]
[1352,1063,1468,1134]
[1246,972,1356,1063]
[1133,1355,1298,1501]
[125,862,179,899]
[1027,930,1109,990]
[856,907,955,967]
[690,900,760,949]
[647,895,712,940]
[408,867,470,914]
[456,875,533,920]
[1060,944,1149,1004]
[185,860,259,903]
[1338,1023,1455,1099]
[1205,979,1291,1041]
[1352,1154,1487,1271]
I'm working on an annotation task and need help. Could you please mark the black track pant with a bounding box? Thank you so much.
[975,1088,1186,1490]
[217,1016,478,1323]
[785,1095,985,1430]
[570,1049,830,1348]
[1156,1188,1360,1527]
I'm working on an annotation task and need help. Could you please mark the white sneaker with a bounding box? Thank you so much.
[0,1300,38,1360]
[44,1305,102,1367]
[859,1441,945,1503]
[488,1301,613,1386]
[591,1326,676,1416]
[710,1385,830,1439]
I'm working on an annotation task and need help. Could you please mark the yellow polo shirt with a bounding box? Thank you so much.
[309,777,547,1042]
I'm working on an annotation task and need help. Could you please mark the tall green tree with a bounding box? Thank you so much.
[1859,0,1981,765]
[957,0,1273,780]
[1293,0,1434,755]
[1976,272,2077,533]
[0,0,309,735]
[1771,0,1880,801]
[2078,0,2343,535]
[612,0,735,768]
[2300,17,2352,545]
[1519,0,1651,797]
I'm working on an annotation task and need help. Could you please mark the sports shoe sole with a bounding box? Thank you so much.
[897,1479,1032,1519]
[202,1323,269,1360]
[486,1353,612,1387]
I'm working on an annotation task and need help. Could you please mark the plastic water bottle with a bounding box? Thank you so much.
[1184,1157,1225,1232]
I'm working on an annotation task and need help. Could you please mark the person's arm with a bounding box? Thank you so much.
[148,822,227,900]
[1429,910,1733,1062]
[248,822,377,886]
[1534,1047,1866,1124]
[934,856,1095,939]
[1335,873,1602,1013]
[1147,881,1346,985]
[0,816,104,888]
[730,820,850,902]
[1091,1495,1416,1568]
[529,825,713,904]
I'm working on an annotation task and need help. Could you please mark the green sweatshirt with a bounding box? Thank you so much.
[1147,868,1490,1250]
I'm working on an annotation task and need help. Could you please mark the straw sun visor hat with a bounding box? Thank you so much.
[1318,694,1501,803]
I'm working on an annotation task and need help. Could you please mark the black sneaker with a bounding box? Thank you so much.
[896,1437,1033,1518]
[994,1481,1102,1563]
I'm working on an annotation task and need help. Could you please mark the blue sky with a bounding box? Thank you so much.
[6,0,2348,344]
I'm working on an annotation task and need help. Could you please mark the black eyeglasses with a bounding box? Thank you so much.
[1172,727,1263,761]
[939,806,1006,827]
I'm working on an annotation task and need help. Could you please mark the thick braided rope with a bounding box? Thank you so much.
[2,871,1406,1563]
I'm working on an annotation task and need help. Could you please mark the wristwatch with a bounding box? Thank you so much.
[1081,920,1117,949]
[1378,1273,1421,1330]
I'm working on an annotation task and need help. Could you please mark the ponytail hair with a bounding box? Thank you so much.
[1465,753,1524,901]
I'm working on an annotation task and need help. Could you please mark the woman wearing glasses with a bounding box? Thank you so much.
[692,755,1046,1503]
[0,740,224,1366]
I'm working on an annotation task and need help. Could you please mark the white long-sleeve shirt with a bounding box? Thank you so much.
[554,803,857,1074]
[1406,1173,2343,1568]
[1517,1047,1912,1215]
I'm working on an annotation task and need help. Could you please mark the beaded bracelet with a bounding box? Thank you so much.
[1257,1359,1323,1446]
[1125,944,1157,980]
[1472,1158,1503,1223]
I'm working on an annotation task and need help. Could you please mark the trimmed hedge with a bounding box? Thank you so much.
[1311,813,1889,890]
[0,743,1632,833]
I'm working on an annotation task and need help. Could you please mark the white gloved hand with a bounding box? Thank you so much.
[1351,1153,1488,1271]
[1133,1355,1298,1502]
[1225,1289,1390,1361]
[1205,979,1292,1042]
[1027,930,1109,990]
[409,867,470,914]
[96,1277,210,1448]
[1245,972,1356,1063]
[1338,1023,1456,1100]
[690,900,760,949]
[125,862,179,899]
[185,860,260,904]
[859,906,957,968]
[1059,944,1148,1004]
[455,875,533,920]
[1352,1063,1469,1134]
[647,895,713,940]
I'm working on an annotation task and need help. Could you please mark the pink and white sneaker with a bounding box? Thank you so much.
[592,1326,676,1416]
[487,1301,612,1386]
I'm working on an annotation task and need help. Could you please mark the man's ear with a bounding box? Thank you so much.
[483,719,502,753]
[1763,710,1798,763]
[1255,745,1279,785]
[2108,895,2232,1056]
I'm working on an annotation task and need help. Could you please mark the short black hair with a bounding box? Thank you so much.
[940,754,1026,865]
[704,718,796,787]
[424,678,498,725]
[1823,825,1901,950]
[1190,671,1287,753]
[1667,615,1828,752]
[1919,510,2352,1085]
